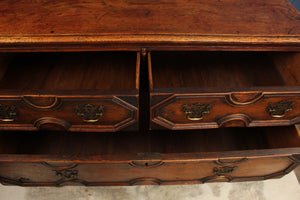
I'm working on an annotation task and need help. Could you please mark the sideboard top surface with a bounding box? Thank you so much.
[1,0,300,50]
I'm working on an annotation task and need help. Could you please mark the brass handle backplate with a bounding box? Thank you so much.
[182,103,212,121]
[55,169,78,180]
[213,166,237,176]
[74,104,104,122]
[267,100,295,118]
[0,104,17,122]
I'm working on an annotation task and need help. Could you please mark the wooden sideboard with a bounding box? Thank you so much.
[0,0,300,186]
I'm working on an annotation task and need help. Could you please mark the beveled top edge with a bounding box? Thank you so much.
[1,0,300,50]
[1,34,300,51]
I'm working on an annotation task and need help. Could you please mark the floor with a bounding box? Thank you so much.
[295,166,300,183]
[0,171,299,200]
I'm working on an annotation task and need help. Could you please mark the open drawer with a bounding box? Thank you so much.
[0,52,140,132]
[149,51,300,130]
[0,126,299,186]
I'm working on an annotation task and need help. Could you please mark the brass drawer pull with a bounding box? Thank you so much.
[0,104,17,122]
[182,103,212,121]
[55,169,78,180]
[267,100,295,118]
[74,104,104,123]
[213,166,237,176]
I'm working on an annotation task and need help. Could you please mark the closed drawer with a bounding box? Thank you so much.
[149,51,300,130]
[0,52,140,132]
[0,156,298,186]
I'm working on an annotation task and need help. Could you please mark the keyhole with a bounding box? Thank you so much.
[145,162,148,166]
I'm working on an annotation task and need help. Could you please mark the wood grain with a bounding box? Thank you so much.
[0,52,139,132]
[0,52,138,91]
[0,0,300,50]
[0,0,299,187]
[150,51,300,90]
[0,126,299,186]
[0,157,295,186]
[150,94,300,130]
[149,51,300,130]
[0,126,299,158]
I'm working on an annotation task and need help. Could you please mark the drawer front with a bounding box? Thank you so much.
[151,93,300,130]
[0,96,138,132]
[0,156,296,186]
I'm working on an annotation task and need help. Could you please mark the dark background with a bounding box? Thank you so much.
[290,0,300,11]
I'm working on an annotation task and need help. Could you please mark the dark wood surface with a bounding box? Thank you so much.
[0,52,138,91]
[150,51,300,90]
[0,126,299,161]
[0,0,300,51]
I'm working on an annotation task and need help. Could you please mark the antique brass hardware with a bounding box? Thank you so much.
[0,104,17,122]
[213,166,237,176]
[182,103,213,121]
[74,104,104,122]
[267,100,295,118]
[55,169,78,180]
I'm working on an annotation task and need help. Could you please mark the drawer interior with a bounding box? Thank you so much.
[0,126,299,160]
[149,51,300,90]
[0,52,139,92]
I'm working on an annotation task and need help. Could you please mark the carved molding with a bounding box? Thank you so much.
[33,117,71,131]
[288,155,300,164]
[0,162,297,187]
[151,94,300,130]
[41,162,78,170]
[22,96,61,110]
[214,158,248,166]
[201,175,233,183]
[55,169,78,180]
[217,114,252,128]
[225,92,264,106]
[0,158,298,186]
[129,178,162,185]
[129,161,165,168]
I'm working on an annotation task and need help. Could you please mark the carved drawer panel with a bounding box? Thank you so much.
[0,96,138,132]
[0,126,299,186]
[0,156,297,186]
[150,94,300,130]
[149,51,300,130]
[0,51,140,132]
